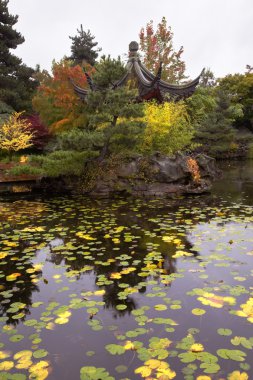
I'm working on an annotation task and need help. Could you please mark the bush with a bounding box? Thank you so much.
[8,165,43,176]
[32,150,99,177]
[24,114,50,150]
[138,101,194,155]
[0,112,34,156]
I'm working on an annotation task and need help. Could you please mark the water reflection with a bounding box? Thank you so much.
[0,198,199,323]
[1,161,253,379]
[0,194,227,324]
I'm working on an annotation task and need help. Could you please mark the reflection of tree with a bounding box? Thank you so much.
[0,248,41,326]
[45,200,202,317]
[0,200,47,226]
[0,194,229,324]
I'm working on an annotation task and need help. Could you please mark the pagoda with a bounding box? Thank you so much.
[72,41,203,102]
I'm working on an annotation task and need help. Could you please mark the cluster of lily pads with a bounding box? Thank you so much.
[0,196,252,379]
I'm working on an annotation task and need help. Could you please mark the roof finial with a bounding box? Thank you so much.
[129,41,139,52]
[129,41,139,58]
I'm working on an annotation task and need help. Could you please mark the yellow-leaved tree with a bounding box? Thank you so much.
[139,101,194,155]
[0,112,34,157]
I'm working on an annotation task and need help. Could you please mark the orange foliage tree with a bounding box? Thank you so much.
[33,60,93,132]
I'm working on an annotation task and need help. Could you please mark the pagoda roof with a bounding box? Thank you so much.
[72,41,204,102]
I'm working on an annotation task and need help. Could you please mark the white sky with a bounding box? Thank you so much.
[8,0,253,79]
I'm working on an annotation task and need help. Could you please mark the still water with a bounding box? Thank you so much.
[0,160,253,380]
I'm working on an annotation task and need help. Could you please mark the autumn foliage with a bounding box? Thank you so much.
[0,112,34,154]
[139,17,187,83]
[138,101,194,155]
[33,60,93,132]
[187,157,201,183]
[24,114,50,150]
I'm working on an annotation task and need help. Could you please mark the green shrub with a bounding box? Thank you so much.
[8,165,43,176]
[36,150,99,177]
[46,128,104,153]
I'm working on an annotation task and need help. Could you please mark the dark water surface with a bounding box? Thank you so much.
[0,161,253,380]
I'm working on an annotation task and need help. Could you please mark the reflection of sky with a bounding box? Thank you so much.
[212,160,253,205]
[186,220,253,284]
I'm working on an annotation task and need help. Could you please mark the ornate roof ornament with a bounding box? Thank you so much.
[72,41,204,102]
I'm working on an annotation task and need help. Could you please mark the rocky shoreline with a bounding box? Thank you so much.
[0,153,220,197]
[34,153,219,197]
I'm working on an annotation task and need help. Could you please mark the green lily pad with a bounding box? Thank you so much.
[217,349,246,361]
[105,344,125,355]
[33,349,48,358]
[217,328,233,336]
[9,334,24,342]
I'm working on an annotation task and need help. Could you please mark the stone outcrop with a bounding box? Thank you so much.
[85,153,219,197]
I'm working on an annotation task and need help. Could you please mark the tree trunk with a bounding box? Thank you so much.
[97,116,118,162]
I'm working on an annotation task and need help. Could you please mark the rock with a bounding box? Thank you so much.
[85,153,220,197]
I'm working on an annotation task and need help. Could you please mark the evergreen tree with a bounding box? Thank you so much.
[69,25,101,66]
[187,87,243,157]
[0,0,37,111]
[86,56,145,159]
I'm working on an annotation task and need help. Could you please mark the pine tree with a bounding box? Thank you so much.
[0,0,37,111]
[189,88,242,157]
[85,56,145,159]
[69,25,101,66]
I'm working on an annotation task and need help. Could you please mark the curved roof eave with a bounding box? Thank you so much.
[113,62,134,87]
[133,61,153,87]
[71,80,89,98]
[139,61,203,90]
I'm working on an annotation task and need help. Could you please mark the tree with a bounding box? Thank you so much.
[186,87,243,157]
[69,25,101,66]
[0,0,37,111]
[246,65,253,74]
[218,72,253,131]
[199,68,216,88]
[33,59,91,132]
[139,17,187,83]
[0,100,14,125]
[85,56,145,159]
[29,56,144,178]
[0,112,34,156]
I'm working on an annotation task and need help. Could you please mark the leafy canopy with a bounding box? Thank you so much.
[33,59,92,132]
[139,17,187,83]
[218,72,253,131]
[138,101,194,155]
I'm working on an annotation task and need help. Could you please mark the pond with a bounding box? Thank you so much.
[0,160,253,380]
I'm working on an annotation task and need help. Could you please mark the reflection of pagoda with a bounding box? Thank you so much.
[72,41,203,102]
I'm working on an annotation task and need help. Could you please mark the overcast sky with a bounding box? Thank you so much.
[8,0,253,79]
